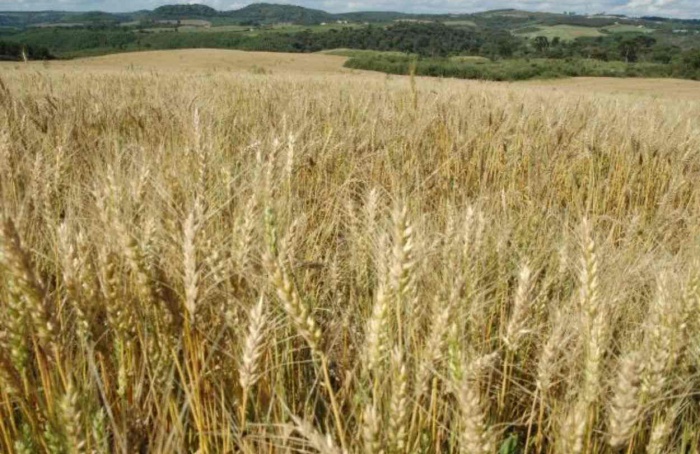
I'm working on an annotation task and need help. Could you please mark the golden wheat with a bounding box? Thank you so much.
[0,61,699,453]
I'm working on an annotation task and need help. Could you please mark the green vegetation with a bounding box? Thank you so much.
[603,24,654,34]
[449,55,491,63]
[177,24,248,33]
[334,11,408,22]
[150,4,219,19]
[0,40,52,60]
[2,23,520,59]
[226,3,334,25]
[320,48,415,58]
[443,20,478,27]
[2,3,696,32]
[1,3,700,81]
[5,28,138,55]
[344,54,695,81]
[517,25,604,41]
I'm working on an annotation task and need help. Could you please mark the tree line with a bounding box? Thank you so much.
[2,22,700,68]
[0,40,52,61]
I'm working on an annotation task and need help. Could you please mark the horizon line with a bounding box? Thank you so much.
[0,3,697,21]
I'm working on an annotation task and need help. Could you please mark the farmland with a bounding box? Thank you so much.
[1,49,700,453]
[516,24,656,42]
[516,24,605,41]
[602,24,655,34]
[14,49,352,74]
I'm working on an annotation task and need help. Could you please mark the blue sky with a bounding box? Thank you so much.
[0,0,697,19]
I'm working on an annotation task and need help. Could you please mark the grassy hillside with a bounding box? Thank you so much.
[516,24,605,41]
[0,52,700,453]
[603,24,655,33]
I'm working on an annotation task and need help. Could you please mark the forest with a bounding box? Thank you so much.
[2,23,698,62]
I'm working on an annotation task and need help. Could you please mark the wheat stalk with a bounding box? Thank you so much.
[608,351,642,449]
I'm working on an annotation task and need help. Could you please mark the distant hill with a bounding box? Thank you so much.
[0,10,137,27]
[150,4,219,19]
[1,3,699,29]
[225,3,334,25]
[146,3,335,25]
[66,11,129,24]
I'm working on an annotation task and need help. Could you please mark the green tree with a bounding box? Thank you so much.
[682,49,700,70]
[533,36,550,53]
[619,38,639,63]
[651,46,675,64]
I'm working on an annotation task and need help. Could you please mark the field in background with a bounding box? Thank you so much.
[514,24,655,41]
[177,24,249,33]
[516,24,605,40]
[515,24,655,41]
[450,55,492,63]
[443,20,478,27]
[602,24,655,34]
[523,76,700,100]
[3,49,693,99]
[319,48,416,59]
[1,51,700,453]
[0,49,352,74]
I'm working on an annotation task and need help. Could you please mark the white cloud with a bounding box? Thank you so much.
[0,0,697,18]
[623,0,697,17]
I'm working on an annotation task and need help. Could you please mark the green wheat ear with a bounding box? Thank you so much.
[498,433,519,454]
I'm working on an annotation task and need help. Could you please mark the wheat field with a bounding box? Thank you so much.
[1,49,355,75]
[1,52,700,453]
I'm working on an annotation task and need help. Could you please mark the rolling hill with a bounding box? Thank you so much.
[1,3,698,29]
[150,4,220,19]
[224,3,335,25]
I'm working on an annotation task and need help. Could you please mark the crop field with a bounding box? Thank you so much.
[1,50,700,453]
[320,48,415,59]
[2,49,353,75]
[602,24,655,34]
[178,24,250,33]
[524,76,700,100]
[443,20,478,27]
[449,55,491,63]
[517,24,605,40]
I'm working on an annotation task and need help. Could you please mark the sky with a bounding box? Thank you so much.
[0,0,697,19]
